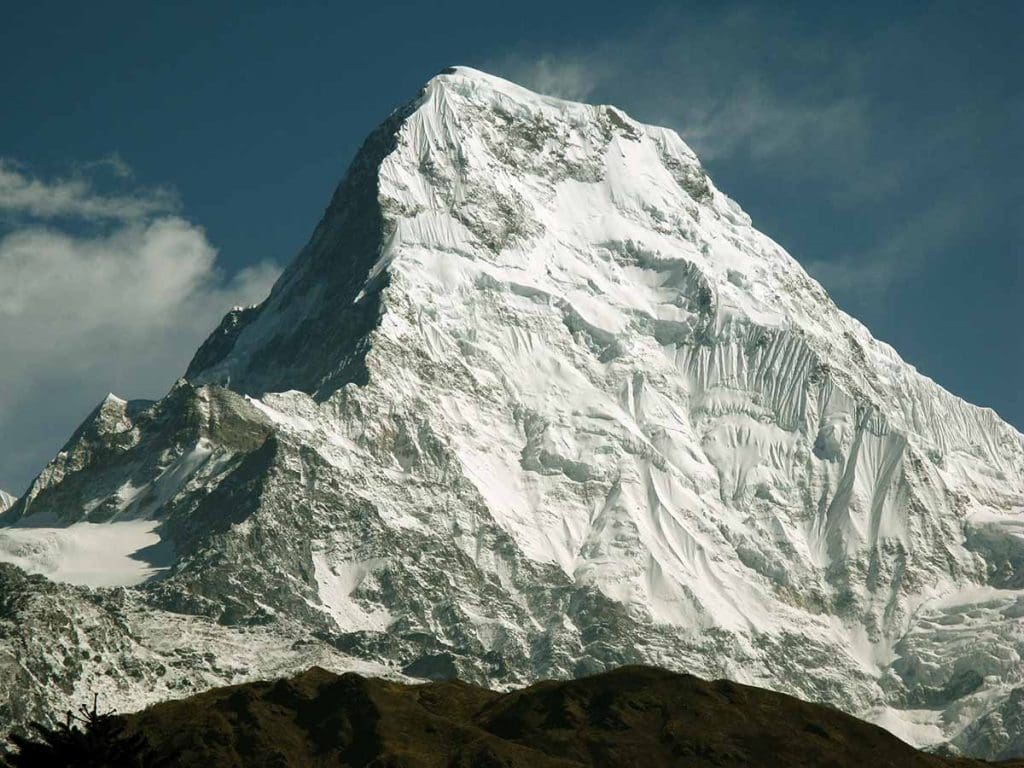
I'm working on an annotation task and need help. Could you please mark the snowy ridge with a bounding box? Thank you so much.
[0,489,14,513]
[1,67,1022,757]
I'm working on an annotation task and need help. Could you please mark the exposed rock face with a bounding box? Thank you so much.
[0,67,1021,757]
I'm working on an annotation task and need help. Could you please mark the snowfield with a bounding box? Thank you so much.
[1,67,1022,758]
[0,519,168,587]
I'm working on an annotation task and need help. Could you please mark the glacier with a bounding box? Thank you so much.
[1,66,1022,757]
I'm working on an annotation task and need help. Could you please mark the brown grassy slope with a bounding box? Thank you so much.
[122,665,1024,767]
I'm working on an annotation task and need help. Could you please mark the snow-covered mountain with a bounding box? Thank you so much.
[1,67,1022,757]
[0,490,14,513]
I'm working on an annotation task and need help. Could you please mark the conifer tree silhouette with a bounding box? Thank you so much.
[2,693,153,768]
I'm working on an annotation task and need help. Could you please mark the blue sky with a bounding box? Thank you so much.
[0,1,1020,492]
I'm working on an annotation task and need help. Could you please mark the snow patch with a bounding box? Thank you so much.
[311,551,392,633]
[0,520,170,586]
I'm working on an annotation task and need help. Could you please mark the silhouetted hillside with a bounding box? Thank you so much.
[18,665,1017,767]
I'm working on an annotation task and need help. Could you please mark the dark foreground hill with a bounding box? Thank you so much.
[16,665,1024,768]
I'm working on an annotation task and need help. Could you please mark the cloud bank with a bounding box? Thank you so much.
[0,160,279,493]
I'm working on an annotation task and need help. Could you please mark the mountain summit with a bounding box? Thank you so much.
[1,67,1022,757]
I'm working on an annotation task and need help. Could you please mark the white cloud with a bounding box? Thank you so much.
[806,196,970,299]
[485,8,875,183]
[73,152,135,180]
[0,159,177,221]
[0,162,279,493]
[492,52,605,102]
[674,83,870,164]
[0,218,274,350]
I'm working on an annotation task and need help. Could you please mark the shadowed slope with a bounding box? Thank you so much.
[118,666,1022,768]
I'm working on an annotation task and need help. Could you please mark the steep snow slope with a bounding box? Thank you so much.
[0,490,14,513]
[1,68,1022,757]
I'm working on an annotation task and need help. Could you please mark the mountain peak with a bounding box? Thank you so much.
[2,68,1023,759]
[429,64,589,107]
[183,65,731,399]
